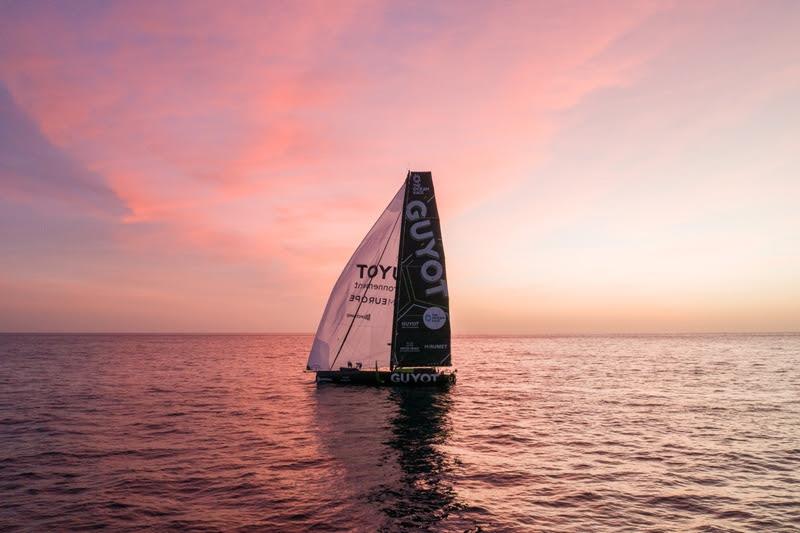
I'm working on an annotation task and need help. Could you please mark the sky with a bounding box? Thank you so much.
[1,0,798,334]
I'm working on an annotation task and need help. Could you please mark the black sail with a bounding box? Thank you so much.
[391,171,451,367]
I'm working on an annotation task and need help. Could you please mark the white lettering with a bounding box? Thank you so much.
[410,220,433,241]
[421,260,443,283]
[389,372,441,385]
[425,279,448,297]
[404,198,446,295]
[406,200,427,221]
[415,238,439,259]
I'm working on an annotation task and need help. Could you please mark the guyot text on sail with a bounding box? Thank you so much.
[406,200,447,297]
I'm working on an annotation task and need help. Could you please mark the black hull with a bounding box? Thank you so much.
[315,369,455,387]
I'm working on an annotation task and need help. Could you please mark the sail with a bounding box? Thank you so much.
[306,185,404,371]
[392,172,451,367]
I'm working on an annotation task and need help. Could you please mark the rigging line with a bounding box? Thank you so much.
[391,180,412,371]
[390,175,410,371]
[330,210,402,370]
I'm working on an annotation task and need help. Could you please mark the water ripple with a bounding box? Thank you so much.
[1,333,798,531]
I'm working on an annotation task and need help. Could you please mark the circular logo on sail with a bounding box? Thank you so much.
[423,306,447,330]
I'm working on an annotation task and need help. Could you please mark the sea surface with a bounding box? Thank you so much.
[1,334,798,532]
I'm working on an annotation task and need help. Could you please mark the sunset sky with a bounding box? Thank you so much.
[1,1,798,334]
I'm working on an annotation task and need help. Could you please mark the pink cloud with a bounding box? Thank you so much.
[1,1,665,225]
[3,1,797,332]
[0,1,678,332]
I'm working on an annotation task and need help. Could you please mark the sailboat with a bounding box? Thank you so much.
[306,171,455,387]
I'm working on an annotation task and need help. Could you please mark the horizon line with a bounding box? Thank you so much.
[1,331,798,336]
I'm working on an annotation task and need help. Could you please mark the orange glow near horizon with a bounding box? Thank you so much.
[1,1,799,333]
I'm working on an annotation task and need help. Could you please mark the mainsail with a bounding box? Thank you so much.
[391,172,451,367]
[307,186,404,371]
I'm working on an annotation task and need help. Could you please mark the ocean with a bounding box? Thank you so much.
[1,334,798,531]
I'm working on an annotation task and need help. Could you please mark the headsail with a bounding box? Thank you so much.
[307,185,404,371]
[392,172,451,367]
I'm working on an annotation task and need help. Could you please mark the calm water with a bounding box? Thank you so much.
[1,334,798,532]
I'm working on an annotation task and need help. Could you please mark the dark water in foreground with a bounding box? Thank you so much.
[1,334,799,532]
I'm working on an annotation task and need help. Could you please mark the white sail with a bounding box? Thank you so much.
[307,185,404,371]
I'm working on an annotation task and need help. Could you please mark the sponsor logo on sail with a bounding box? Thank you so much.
[356,264,397,280]
[346,313,371,321]
[348,294,393,305]
[352,281,394,292]
[423,306,447,330]
[405,199,447,298]
[410,173,429,195]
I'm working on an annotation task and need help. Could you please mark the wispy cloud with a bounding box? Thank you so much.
[1,1,798,332]
[0,83,128,216]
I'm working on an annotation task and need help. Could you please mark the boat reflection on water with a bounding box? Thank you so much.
[381,387,460,529]
[312,386,466,531]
